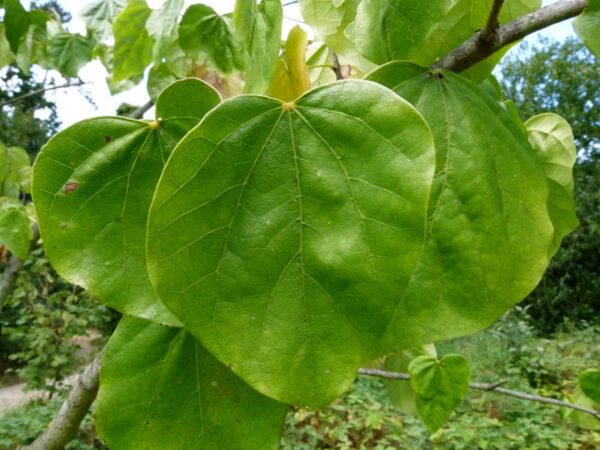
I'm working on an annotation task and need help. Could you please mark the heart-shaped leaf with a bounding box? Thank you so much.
[33,79,220,326]
[97,316,289,450]
[409,354,470,432]
[0,198,32,260]
[580,369,600,405]
[367,63,556,351]
[574,0,600,59]
[147,79,436,407]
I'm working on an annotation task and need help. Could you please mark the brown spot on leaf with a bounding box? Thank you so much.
[64,182,78,195]
[104,135,112,142]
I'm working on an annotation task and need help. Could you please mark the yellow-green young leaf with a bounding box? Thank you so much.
[580,369,600,405]
[234,0,283,94]
[306,43,337,87]
[268,26,311,102]
[409,354,470,433]
[146,0,184,64]
[574,0,600,59]
[366,63,556,351]
[32,79,220,326]
[96,316,288,450]
[0,24,15,67]
[178,4,246,73]
[385,344,437,415]
[47,32,95,78]
[0,198,33,260]
[348,0,539,73]
[571,384,600,430]
[0,144,31,198]
[526,113,578,254]
[112,0,154,82]
[147,80,435,407]
[81,0,127,42]
[4,0,30,54]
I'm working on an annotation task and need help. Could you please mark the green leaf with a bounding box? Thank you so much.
[306,43,337,87]
[47,33,95,78]
[0,23,15,67]
[147,80,436,407]
[112,0,154,82]
[385,344,436,415]
[348,0,539,70]
[573,0,600,59]
[409,354,470,433]
[297,0,375,74]
[0,144,31,198]
[147,63,177,103]
[267,26,311,102]
[13,9,50,75]
[81,0,127,42]
[32,79,220,326]
[0,198,32,260]
[234,0,283,94]
[525,113,579,254]
[97,316,288,450]
[146,0,184,64]
[178,4,246,74]
[580,369,600,405]
[366,63,556,350]
[4,0,30,54]
[571,384,600,430]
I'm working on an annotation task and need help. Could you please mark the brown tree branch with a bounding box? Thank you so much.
[482,0,505,42]
[358,368,600,421]
[434,0,588,72]
[19,351,104,450]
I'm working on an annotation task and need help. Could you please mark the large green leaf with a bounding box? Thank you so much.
[0,198,32,260]
[13,9,50,75]
[367,63,555,351]
[178,4,246,74]
[81,0,127,42]
[348,0,540,69]
[146,0,184,64]
[409,354,470,432]
[0,23,15,68]
[579,369,600,405]
[574,0,600,59]
[525,113,578,254]
[112,0,154,82]
[234,0,283,94]
[47,32,95,78]
[32,79,220,326]
[4,0,30,54]
[147,80,436,407]
[0,144,30,198]
[97,316,288,450]
[571,384,600,430]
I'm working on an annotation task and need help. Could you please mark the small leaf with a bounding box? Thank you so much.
[32,79,220,326]
[525,113,579,254]
[571,384,600,430]
[573,0,600,59]
[146,0,184,64]
[178,4,246,73]
[112,0,154,82]
[4,0,30,54]
[580,369,600,405]
[97,316,289,450]
[147,63,177,102]
[147,80,435,407]
[409,354,470,433]
[47,32,95,78]
[267,26,311,101]
[80,0,127,42]
[0,198,33,260]
[0,23,15,67]
[0,144,30,198]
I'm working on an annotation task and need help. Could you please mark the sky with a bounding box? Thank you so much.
[43,0,577,129]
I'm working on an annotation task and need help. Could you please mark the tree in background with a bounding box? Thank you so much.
[500,37,600,333]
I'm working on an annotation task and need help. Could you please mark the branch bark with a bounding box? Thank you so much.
[129,100,154,120]
[482,0,505,42]
[434,0,588,72]
[358,368,600,421]
[19,351,104,450]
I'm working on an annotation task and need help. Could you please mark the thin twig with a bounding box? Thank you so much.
[332,53,344,80]
[482,0,505,42]
[282,0,298,7]
[434,0,588,72]
[0,81,85,108]
[129,100,154,119]
[358,368,600,421]
[20,351,104,450]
